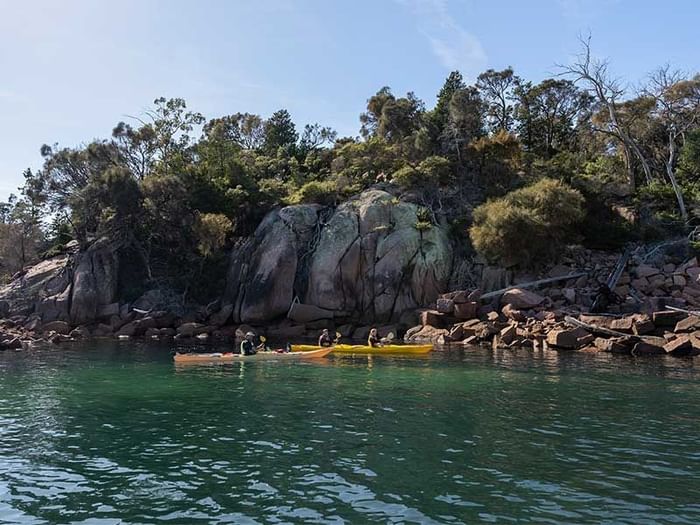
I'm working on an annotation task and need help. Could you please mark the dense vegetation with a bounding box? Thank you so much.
[1,39,699,293]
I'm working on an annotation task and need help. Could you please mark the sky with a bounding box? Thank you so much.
[1,0,698,200]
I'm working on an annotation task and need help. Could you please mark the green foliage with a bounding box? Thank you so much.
[360,87,424,142]
[9,63,700,301]
[193,213,233,257]
[679,128,700,180]
[264,109,298,153]
[470,178,585,267]
[514,79,591,158]
[392,156,452,189]
[286,180,339,206]
[469,130,523,196]
[431,71,466,133]
[415,207,433,231]
[331,137,403,186]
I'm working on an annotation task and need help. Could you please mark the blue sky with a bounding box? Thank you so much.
[1,0,698,200]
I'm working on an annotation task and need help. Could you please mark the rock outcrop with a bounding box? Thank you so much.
[224,189,453,324]
[224,204,324,324]
[0,240,119,326]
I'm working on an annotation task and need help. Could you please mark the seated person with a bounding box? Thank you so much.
[367,328,382,348]
[318,329,334,347]
[240,332,258,355]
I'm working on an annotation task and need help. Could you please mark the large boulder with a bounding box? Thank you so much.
[0,241,120,326]
[70,243,119,325]
[0,252,74,318]
[224,190,453,324]
[305,190,452,322]
[224,205,323,323]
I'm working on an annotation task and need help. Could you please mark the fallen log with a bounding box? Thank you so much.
[564,315,638,340]
[666,305,700,317]
[480,273,587,302]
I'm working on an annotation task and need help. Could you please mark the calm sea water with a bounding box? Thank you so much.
[1,340,700,524]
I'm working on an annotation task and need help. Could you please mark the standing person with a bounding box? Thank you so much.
[318,329,333,347]
[240,332,258,356]
[367,328,382,348]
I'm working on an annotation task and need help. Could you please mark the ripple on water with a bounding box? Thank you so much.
[1,342,700,524]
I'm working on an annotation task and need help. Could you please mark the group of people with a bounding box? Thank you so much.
[317,328,383,348]
[239,327,384,355]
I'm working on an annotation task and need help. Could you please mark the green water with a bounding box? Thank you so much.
[1,342,700,524]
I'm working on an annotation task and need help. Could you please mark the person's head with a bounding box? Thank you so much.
[369,328,377,336]
[245,331,255,341]
[322,329,329,335]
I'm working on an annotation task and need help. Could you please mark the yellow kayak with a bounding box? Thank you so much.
[291,344,433,355]
[174,347,332,363]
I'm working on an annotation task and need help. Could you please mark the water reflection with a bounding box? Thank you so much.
[1,341,700,524]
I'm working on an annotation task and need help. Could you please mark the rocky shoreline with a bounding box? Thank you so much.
[405,249,700,357]
[4,248,700,359]
[2,193,700,359]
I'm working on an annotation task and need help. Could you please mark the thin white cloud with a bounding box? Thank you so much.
[397,0,487,76]
[557,0,619,23]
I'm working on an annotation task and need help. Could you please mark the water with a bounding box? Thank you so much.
[1,341,700,524]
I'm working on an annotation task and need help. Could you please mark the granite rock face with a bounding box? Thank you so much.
[224,190,453,323]
[0,241,119,325]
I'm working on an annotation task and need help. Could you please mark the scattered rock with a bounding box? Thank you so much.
[501,288,544,309]
[454,302,478,320]
[664,335,693,355]
[436,297,455,315]
[42,321,71,335]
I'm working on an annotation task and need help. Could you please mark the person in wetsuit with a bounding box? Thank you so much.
[240,332,258,356]
[318,329,333,347]
[367,328,382,348]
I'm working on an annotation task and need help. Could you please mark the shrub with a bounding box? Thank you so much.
[392,156,452,190]
[193,213,233,257]
[286,180,338,206]
[469,178,585,267]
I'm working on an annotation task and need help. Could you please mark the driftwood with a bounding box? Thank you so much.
[666,305,700,317]
[564,315,638,339]
[480,273,587,302]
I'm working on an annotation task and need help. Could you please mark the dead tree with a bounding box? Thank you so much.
[558,35,653,192]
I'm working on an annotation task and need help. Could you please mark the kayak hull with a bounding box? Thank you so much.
[174,347,332,363]
[292,344,432,355]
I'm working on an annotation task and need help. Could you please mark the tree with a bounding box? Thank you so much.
[264,109,298,153]
[679,129,700,179]
[476,67,520,133]
[360,87,424,142]
[431,71,466,133]
[298,123,337,156]
[469,130,522,196]
[440,86,484,161]
[0,181,45,279]
[514,78,592,158]
[560,36,652,191]
[643,68,700,221]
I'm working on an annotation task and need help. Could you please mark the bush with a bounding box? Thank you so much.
[286,179,338,206]
[392,156,452,190]
[193,213,233,257]
[469,178,585,267]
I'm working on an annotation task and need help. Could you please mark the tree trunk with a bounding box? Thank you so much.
[622,147,635,192]
[666,132,688,222]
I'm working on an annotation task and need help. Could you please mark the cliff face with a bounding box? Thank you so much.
[223,189,453,324]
